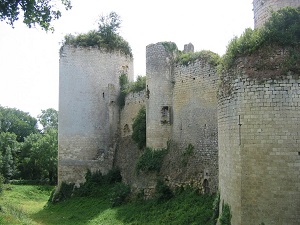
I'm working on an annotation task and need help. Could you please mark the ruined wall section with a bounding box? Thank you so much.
[59,46,133,185]
[164,58,218,193]
[120,91,145,138]
[115,90,147,189]
[146,43,175,149]
[219,57,300,224]
[253,0,300,28]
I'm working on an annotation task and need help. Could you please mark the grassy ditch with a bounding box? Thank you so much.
[0,183,216,225]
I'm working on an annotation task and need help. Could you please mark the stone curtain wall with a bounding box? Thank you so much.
[58,46,133,184]
[146,43,174,149]
[219,69,300,224]
[168,59,219,193]
[120,91,145,137]
[253,0,300,28]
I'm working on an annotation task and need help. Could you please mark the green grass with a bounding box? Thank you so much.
[0,184,215,225]
[0,184,53,224]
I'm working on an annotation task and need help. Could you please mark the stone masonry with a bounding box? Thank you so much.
[58,46,133,185]
[253,0,300,28]
[58,1,300,224]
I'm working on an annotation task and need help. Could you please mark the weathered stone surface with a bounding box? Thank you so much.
[219,68,300,225]
[253,0,300,28]
[58,46,133,185]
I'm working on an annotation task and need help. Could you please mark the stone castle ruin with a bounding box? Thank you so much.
[59,1,300,224]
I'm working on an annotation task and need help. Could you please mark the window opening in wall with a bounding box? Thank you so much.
[298,152,300,155]
[123,124,130,135]
[203,179,210,194]
[161,106,172,125]
[103,92,105,98]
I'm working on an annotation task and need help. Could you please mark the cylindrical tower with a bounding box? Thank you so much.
[58,46,133,185]
[146,42,176,149]
[253,0,300,28]
[218,51,300,225]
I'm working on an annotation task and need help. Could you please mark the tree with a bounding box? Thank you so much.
[0,132,19,179]
[19,129,58,183]
[0,0,72,31]
[98,11,121,44]
[38,108,58,132]
[0,106,38,142]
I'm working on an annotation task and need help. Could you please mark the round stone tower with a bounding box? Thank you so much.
[253,0,300,28]
[146,42,176,149]
[58,46,133,185]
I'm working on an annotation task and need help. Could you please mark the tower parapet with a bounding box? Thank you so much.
[253,0,300,28]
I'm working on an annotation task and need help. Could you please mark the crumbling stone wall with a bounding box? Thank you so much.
[143,42,219,193]
[165,58,218,193]
[253,0,300,28]
[58,46,133,185]
[218,55,300,225]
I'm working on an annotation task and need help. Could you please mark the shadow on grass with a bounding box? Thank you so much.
[32,194,114,225]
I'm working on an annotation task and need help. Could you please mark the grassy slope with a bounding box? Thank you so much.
[0,185,53,225]
[0,184,215,225]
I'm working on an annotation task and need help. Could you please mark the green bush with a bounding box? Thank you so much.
[110,182,130,207]
[155,179,174,202]
[52,182,74,202]
[105,167,122,184]
[211,192,220,225]
[62,12,132,57]
[136,147,168,174]
[132,107,146,149]
[0,173,4,194]
[219,202,232,225]
[127,76,146,93]
[117,73,129,108]
[176,50,220,67]
[220,6,300,72]
[117,75,146,108]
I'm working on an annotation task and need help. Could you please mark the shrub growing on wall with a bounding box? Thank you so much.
[62,12,132,57]
[136,147,168,174]
[219,6,300,73]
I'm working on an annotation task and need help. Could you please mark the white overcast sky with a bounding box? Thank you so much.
[0,0,254,118]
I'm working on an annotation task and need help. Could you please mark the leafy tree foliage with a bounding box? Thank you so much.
[38,108,58,131]
[0,106,58,183]
[0,0,72,31]
[132,106,146,149]
[127,76,146,93]
[63,12,132,56]
[0,132,19,179]
[0,106,38,142]
[19,128,58,183]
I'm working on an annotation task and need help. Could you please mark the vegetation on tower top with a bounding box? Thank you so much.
[61,12,132,57]
[220,6,300,73]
